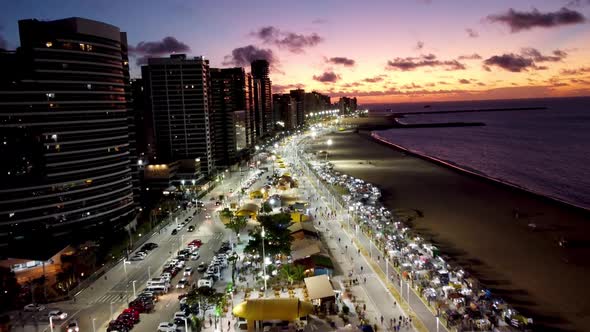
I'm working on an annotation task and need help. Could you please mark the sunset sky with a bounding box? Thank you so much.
[1,0,590,104]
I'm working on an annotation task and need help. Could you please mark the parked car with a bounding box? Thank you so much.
[183,267,193,276]
[171,229,178,235]
[107,320,129,332]
[197,278,213,288]
[176,278,189,289]
[187,225,195,232]
[197,263,207,272]
[24,304,45,312]
[66,320,80,332]
[130,254,145,261]
[48,310,68,320]
[157,322,177,332]
[190,252,200,261]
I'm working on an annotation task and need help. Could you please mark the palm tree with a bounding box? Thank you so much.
[280,264,306,286]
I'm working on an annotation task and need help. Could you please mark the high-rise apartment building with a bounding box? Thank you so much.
[0,17,137,257]
[338,96,358,114]
[210,67,255,167]
[142,54,213,175]
[251,60,273,136]
[289,89,306,127]
[273,94,297,130]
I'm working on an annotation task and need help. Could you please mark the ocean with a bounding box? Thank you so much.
[371,97,590,210]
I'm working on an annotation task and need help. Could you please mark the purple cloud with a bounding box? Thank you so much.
[313,71,341,83]
[483,54,535,72]
[415,41,425,50]
[466,28,479,38]
[560,67,590,75]
[487,7,586,32]
[129,36,191,65]
[223,45,277,67]
[252,26,323,53]
[520,48,567,62]
[363,76,385,83]
[458,53,482,60]
[386,54,466,71]
[326,57,356,66]
[458,78,471,84]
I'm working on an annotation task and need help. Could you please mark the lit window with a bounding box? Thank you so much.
[46,42,53,47]
[87,84,92,90]
[79,43,86,50]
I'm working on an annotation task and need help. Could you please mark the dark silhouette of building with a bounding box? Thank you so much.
[273,94,297,130]
[0,17,137,258]
[210,67,255,167]
[141,54,214,175]
[338,96,358,114]
[251,60,273,137]
[304,91,332,120]
[289,89,306,128]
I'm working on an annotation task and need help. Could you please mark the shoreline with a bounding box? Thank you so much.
[370,131,590,215]
[313,129,590,331]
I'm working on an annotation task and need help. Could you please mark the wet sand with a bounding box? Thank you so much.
[310,129,590,331]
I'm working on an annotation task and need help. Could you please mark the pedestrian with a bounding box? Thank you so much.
[363,303,366,311]
[364,277,367,284]
[380,315,384,325]
[390,318,393,328]
[360,266,364,272]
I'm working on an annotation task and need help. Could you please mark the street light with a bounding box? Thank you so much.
[110,301,115,320]
[92,318,96,332]
[132,280,137,298]
[180,317,189,332]
[325,139,333,161]
[49,316,54,332]
[261,227,268,296]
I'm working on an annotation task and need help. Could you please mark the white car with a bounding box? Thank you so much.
[48,310,68,320]
[205,214,211,219]
[176,278,188,289]
[183,267,193,276]
[24,304,45,312]
[66,320,80,332]
[158,322,177,332]
[190,252,200,261]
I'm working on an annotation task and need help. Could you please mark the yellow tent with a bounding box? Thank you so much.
[249,190,268,199]
[290,212,309,223]
[233,298,314,321]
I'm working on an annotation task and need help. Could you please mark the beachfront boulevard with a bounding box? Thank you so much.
[286,125,534,331]
[10,126,533,332]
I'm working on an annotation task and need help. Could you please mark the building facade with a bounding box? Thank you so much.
[338,96,357,114]
[0,17,137,258]
[289,89,306,128]
[272,94,297,130]
[210,67,255,168]
[251,60,273,137]
[142,54,214,175]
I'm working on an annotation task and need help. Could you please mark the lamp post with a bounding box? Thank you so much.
[49,316,54,332]
[326,139,333,161]
[110,301,115,320]
[181,317,189,332]
[132,280,137,298]
[261,227,268,296]
[92,318,96,332]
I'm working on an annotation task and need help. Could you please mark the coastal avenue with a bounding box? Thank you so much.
[18,165,258,332]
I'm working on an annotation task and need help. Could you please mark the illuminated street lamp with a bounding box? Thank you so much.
[261,227,268,296]
[325,139,333,161]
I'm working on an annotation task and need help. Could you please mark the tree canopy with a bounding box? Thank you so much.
[245,213,293,257]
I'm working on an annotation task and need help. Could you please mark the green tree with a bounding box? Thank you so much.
[225,215,247,238]
[0,267,21,312]
[245,213,293,257]
[186,286,224,319]
[220,208,234,220]
[279,264,306,286]
[228,253,239,284]
[261,202,273,214]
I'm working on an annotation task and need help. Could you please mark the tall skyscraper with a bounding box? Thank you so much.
[338,96,358,114]
[289,89,306,128]
[142,54,214,175]
[210,67,255,167]
[0,17,137,256]
[273,94,297,130]
[251,60,273,136]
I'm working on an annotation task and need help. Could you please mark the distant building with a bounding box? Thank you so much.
[251,60,273,136]
[273,94,297,130]
[289,89,306,127]
[304,91,332,119]
[142,54,214,175]
[210,67,255,167]
[0,17,137,259]
[338,96,357,114]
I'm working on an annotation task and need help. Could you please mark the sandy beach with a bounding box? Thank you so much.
[308,128,590,331]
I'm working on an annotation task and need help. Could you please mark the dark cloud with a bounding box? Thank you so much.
[466,28,479,38]
[415,41,425,50]
[386,54,466,71]
[560,66,590,75]
[571,78,590,84]
[326,57,356,67]
[252,26,323,53]
[438,81,449,85]
[477,82,486,86]
[313,71,341,83]
[487,7,586,32]
[458,53,482,60]
[401,83,422,89]
[129,36,191,65]
[325,87,471,98]
[223,45,277,67]
[341,82,363,88]
[520,48,567,62]
[458,79,471,84]
[363,76,385,83]
[273,83,304,93]
[483,53,535,72]
[566,0,590,8]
